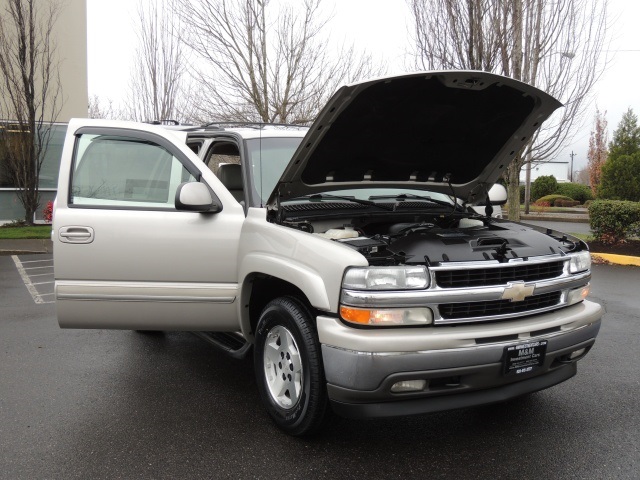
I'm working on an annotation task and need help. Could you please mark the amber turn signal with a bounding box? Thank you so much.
[340,305,433,326]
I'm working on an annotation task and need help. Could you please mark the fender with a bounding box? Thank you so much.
[239,253,331,309]
[237,208,368,337]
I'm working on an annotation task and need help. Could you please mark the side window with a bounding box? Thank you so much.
[70,134,196,208]
[205,141,241,175]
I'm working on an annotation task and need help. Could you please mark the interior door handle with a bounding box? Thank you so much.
[58,226,95,244]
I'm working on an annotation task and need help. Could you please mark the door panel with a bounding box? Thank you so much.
[56,280,239,330]
[54,125,244,330]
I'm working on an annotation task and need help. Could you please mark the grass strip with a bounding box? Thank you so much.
[0,226,52,239]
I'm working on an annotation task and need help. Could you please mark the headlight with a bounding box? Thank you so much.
[340,306,433,326]
[343,266,430,290]
[569,251,591,273]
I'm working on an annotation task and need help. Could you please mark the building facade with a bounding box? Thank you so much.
[0,0,87,223]
[519,161,570,184]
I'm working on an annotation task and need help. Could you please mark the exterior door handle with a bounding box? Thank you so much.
[58,226,95,244]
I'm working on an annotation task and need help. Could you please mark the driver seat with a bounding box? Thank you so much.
[217,163,244,202]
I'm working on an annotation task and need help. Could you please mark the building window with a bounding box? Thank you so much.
[39,124,67,188]
[0,122,67,189]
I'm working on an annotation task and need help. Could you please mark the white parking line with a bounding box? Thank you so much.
[23,266,54,271]
[19,259,53,264]
[11,255,50,304]
[31,281,54,286]
[28,273,55,277]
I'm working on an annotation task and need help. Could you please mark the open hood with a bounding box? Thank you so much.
[267,71,561,206]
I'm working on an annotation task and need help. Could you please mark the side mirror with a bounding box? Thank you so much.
[488,184,508,206]
[175,182,221,213]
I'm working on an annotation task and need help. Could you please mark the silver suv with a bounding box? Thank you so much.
[54,71,602,435]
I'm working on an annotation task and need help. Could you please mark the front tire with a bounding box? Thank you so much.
[254,297,328,436]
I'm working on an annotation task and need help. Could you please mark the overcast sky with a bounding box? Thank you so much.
[87,0,640,173]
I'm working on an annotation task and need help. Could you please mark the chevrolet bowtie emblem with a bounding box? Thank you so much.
[501,282,535,302]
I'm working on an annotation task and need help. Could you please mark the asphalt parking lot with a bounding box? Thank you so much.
[9,254,54,304]
[1,254,639,479]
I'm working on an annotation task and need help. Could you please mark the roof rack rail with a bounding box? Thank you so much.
[146,119,180,126]
[200,121,309,130]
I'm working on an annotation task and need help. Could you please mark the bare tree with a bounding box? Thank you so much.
[173,0,383,124]
[587,109,608,195]
[409,0,609,220]
[88,94,128,120]
[574,168,590,186]
[126,0,192,123]
[0,0,62,224]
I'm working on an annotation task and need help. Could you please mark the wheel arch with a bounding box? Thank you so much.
[239,273,322,342]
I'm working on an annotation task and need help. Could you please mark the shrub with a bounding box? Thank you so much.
[554,199,580,207]
[536,194,572,205]
[531,200,551,214]
[555,183,594,204]
[519,185,526,204]
[589,200,640,243]
[532,200,551,213]
[531,175,557,202]
[43,201,53,223]
[583,200,593,208]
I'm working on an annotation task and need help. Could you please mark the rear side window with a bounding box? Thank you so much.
[70,134,195,208]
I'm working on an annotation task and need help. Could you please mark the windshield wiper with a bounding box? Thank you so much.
[288,194,393,211]
[368,193,462,211]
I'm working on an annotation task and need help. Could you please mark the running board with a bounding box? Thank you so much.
[191,331,252,359]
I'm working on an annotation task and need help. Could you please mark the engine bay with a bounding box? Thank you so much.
[278,211,585,266]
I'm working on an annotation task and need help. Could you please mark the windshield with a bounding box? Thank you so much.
[246,137,303,205]
[245,137,457,208]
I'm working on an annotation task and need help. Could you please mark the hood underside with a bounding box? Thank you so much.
[269,71,562,206]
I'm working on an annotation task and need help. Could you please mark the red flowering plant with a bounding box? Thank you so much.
[43,201,53,223]
[532,200,551,214]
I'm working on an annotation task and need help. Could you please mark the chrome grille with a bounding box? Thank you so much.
[435,261,564,288]
[439,291,562,320]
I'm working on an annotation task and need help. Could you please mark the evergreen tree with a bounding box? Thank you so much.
[598,108,640,201]
[599,152,640,201]
[608,108,640,159]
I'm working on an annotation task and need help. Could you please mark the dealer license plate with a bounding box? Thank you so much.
[503,340,548,376]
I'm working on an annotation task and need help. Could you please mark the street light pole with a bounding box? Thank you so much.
[569,151,576,182]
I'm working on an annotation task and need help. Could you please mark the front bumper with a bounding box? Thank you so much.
[317,300,602,419]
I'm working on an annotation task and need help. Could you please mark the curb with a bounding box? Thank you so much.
[0,250,49,256]
[590,253,640,267]
[0,239,53,256]
[519,215,589,223]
